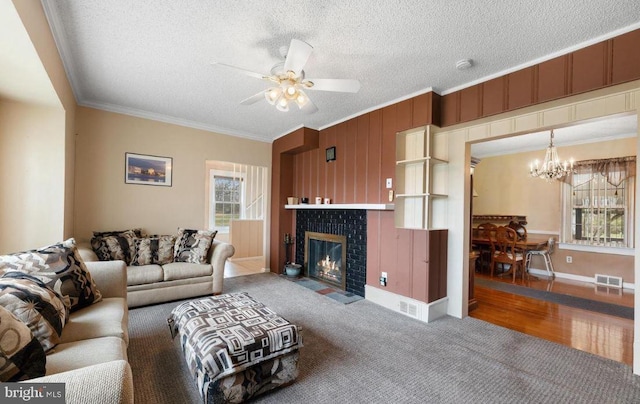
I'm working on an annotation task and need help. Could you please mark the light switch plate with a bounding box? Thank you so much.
[386,178,392,188]
[388,190,394,201]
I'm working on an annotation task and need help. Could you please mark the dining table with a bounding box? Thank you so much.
[471,234,548,277]
[471,235,548,251]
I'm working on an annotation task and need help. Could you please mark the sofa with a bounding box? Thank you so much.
[78,239,235,308]
[0,239,133,404]
[21,259,133,404]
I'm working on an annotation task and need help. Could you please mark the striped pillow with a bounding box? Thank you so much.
[129,235,176,266]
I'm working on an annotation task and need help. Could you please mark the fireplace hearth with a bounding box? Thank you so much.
[305,232,347,290]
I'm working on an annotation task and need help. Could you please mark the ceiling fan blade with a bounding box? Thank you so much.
[305,78,361,93]
[301,97,318,114]
[212,62,267,80]
[239,91,266,105]
[283,39,313,76]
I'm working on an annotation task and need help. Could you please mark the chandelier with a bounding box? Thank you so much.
[529,130,574,181]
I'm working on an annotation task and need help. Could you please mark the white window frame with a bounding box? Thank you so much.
[209,170,245,233]
[560,164,635,256]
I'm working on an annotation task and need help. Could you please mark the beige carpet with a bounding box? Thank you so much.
[128,273,640,403]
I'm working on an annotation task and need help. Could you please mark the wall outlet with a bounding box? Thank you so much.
[388,190,394,202]
[566,256,573,264]
[386,178,393,188]
[381,272,388,278]
[379,272,388,287]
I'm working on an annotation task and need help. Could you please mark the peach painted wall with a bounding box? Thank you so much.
[73,107,271,242]
[0,100,66,253]
[473,136,636,281]
[13,0,78,240]
[474,137,636,231]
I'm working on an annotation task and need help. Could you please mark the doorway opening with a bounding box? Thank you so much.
[205,161,269,276]
[468,113,637,366]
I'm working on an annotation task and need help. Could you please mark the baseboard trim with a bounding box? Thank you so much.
[365,285,448,323]
[528,267,635,290]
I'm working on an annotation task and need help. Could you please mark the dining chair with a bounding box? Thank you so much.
[507,221,527,241]
[525,237,556,279]
[474,223,497,273]
[490,226,525,281]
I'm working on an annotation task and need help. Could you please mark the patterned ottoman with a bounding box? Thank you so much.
[167,292,302,403]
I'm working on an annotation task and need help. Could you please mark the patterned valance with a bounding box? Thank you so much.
[563,156,636,187]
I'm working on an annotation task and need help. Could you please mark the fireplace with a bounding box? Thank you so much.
[304,232,347,290]
[295,209,366,297]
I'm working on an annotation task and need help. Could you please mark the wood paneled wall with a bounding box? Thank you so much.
[230,219,264,259]
[270,128,319,272]
[270,28,640,296]
[270,93,444,303]
[367,212,447,303]
[292,92,440,204]
[441,29,640,126]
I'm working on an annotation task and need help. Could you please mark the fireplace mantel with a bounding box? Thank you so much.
[285,203,394,210]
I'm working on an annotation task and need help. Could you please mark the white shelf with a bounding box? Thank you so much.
[285,203,394,210]
[396,156,449,166]
[395,125,448,229]
[396,193,447,198]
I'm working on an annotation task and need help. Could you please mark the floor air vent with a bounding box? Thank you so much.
[400,301,418,317]
[595,274,623,288]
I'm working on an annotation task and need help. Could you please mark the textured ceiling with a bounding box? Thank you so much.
[40,0,640,143]
[471,113,638,158]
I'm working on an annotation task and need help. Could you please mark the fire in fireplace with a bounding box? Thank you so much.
[304,232,347,290]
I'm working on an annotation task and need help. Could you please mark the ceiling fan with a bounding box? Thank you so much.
[212,39,361,113]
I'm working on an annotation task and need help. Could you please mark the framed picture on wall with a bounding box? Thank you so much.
[125,152,173,187]
[326,146,336,162]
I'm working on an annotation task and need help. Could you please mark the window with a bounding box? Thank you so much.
[206,163,268,234]
[212,174,243,231]
[562,156,635,249]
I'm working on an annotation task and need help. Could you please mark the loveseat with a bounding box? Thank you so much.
[78,238,235,308]
[24,259,133,403]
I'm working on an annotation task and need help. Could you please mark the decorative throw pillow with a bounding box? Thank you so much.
[0,272,69,352]
[93,228,143,238]
[90,229,138,262]
[129,235,176,266]
[0,305,46,382]
[173,229,217,264]
[0,238,102,312]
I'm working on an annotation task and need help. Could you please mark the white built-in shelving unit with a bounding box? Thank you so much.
[395,125,448,229]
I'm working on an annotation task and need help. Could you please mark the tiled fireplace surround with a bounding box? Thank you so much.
[295,209,366,297]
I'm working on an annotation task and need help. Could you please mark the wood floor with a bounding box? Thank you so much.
[471,272,635,366]
[224,257,265,278]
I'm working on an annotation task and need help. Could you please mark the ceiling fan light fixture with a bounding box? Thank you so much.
[285,84,297,97]
[276,96,289,112]
[295,89,308,109]
[216,38,360,114]
[265,87,281,105]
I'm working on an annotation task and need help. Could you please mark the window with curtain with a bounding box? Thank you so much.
[561,156,635,249]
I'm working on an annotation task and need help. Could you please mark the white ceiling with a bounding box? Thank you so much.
[471,113,639,158]
[33,1,640,142]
